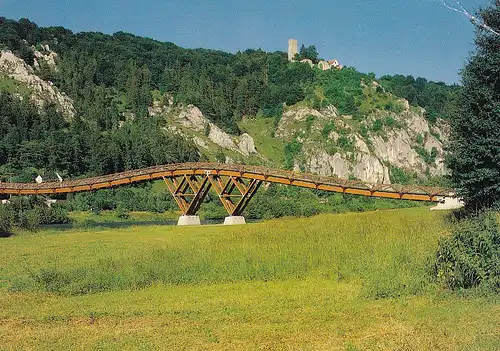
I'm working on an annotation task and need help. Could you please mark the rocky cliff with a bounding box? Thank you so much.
[149,96,261,163]
[0,50,75,119]
[278,102,446,183]
[150,91,448,184]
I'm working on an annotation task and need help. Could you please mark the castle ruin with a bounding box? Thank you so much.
[287,38,343,70]
[288,38,298,61]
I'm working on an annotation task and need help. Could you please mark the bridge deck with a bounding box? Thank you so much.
[0,162,451,202]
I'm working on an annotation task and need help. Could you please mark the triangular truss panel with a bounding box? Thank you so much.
[163,174,211,216]
[209,175,262,216]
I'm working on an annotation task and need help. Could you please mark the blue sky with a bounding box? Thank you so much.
[0,0,490,83]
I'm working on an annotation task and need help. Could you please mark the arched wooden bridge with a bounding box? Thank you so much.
[0,162,452,217]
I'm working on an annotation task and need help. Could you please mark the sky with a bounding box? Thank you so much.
[0,0,491,83]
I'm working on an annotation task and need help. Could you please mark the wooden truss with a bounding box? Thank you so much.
[163,174,262,216]
[209,176,262,216]
[162,174,211,216]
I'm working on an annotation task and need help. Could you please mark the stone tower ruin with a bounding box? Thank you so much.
[288,38,298,61]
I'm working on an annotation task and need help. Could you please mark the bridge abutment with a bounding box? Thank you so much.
[177,215,201,226]
[224,216,246,225]
[430,197,464,211]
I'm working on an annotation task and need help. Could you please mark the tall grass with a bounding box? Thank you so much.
[2,208,448,298]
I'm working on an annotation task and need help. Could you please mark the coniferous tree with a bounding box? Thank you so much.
[448,1,500,209]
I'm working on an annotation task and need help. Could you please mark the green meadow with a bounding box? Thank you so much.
[1,208,498,350]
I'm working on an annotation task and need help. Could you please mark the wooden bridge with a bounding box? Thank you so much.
[0,163,452,221]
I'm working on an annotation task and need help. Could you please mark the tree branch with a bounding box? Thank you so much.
[441,0,500,36]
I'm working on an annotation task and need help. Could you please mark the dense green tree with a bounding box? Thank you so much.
[447,1,500,209]
[379,74,459,121]
[296,44,319,63]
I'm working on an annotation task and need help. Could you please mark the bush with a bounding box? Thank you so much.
[0,205,14,236]
[21,208,42,232]
[284,139,302,170]
[199,202,228,220]
[337,136,354,152]
[322,122,336,138]
[372,119,383,132]
[43,205,72,224]
[82,219,98,228]
[384,101,404,114]
[434,212,500,292]
[389,167,412,185]
[115,207,130,220]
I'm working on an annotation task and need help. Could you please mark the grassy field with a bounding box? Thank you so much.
[0,208,498,350]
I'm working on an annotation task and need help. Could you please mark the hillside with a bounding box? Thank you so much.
[0,18,458,184]
[158,88,447,183]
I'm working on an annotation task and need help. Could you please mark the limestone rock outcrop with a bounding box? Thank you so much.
[0,50,75,119]
[157,101,259,160]
[278,103,446,183]
[151,92,446,184]
[32,44,59,71]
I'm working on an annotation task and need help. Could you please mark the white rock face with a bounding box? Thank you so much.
[162,103,259,159]
[278,104,447,184]
[177,105,207,133]
[304,147,389,183]
[192,136,208,150]
[238,133,257,156]
[406,110,430,135]
[276,107,329,140]
[208,124,237,150]
[32,45,59,71]
[0,51,75,119]
[158,96,447,183]
[371,132,425,171]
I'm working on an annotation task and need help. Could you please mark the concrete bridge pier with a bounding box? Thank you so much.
[430,196,464,211]
[224,216,246,225]
[177,215,201,226]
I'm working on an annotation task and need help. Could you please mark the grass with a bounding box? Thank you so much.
[0,208,498,350]
[0,75,31,96]
[239,117,286,165]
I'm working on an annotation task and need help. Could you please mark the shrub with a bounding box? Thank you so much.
[215,148,226,163]
[43,205,72,224]
[372,119,383,132]
[389,167,412,185]
[199,202,228,220]
[416,134,424,145]
[384,100,404,113]
[322,122,336,138]
[305,115,315,132]
[384,116,396,128]
[0,205,14,236]
[433,212,500,292]
[21,208,42,232]
[360,125,369,138]
[115,207,130,220]
[82,219,98,228]
[337,136,354,152]
[284,139,302,170]
[415,146,437,165]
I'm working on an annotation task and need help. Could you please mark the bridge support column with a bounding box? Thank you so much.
[163,174,212,225]
[223,216,246,225]
[178,215,201,226]
[209,175,262,224]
